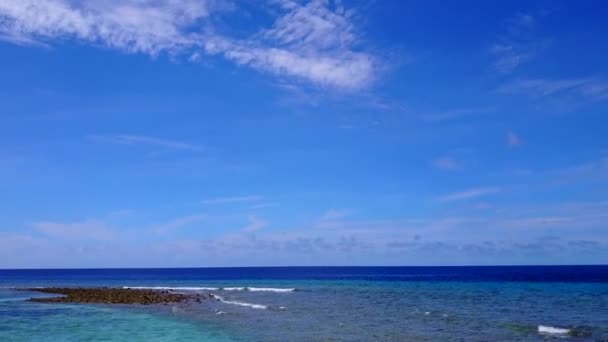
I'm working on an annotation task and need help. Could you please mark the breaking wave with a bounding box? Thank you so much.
[123,286,218,291]
[210,294,267,310]
[538,325,570,335]
[123,286,295,293]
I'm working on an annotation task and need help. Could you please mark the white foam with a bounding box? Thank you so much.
[123,286,219,291]
[247,287,295,293]
[122,286,295,293]
[220,300,267,310]
[219,287,295,292]
[210,294,267,310]
[538,325,570,335]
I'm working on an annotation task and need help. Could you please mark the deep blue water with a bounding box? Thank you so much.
[1,266,607,341]
[2,265,608,284]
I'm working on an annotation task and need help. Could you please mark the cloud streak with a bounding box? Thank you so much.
[202,195,262,204]
[154,214,207,234]
[32,220,117,241]
[0,0,377,89]
[499,78,608,102]
[490,12,546,73]
[319,208,354,221]
[91,134,202,151]
[241,215,267,233]
[432,157,463,171]
[439,187,502,201]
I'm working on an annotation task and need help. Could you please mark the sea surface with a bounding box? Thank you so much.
[1,266,607,341]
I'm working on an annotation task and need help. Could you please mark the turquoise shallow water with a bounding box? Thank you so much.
[0,290,233,341]
[1,267,607,341]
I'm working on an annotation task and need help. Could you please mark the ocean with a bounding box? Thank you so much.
[1,266,607,341]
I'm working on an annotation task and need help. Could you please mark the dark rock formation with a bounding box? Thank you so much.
[23,287,205,305]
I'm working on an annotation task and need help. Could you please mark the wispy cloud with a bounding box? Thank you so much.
[90,134,201,151]
[439,187,501,201]
[250,202,279,209]
[498,78,608,102]
[202,195,262,204]
[203,0,375,89]
[0,0,214,51]
[242,215,267,233]
[319,208,354,221]
[432,157,463,171]
[32,220,117,241]
[419,107,495,123]
[153,214,207,234]
[507,131,522,147]
[108,209,134,217]
[490,12,547,73]
[33,214,207,239]
[507,216,573,227]
[315,208,356,229]
[551,156,608,184]
[0,0,377,89]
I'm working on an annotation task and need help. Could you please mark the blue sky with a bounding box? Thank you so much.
[0,0,607,268]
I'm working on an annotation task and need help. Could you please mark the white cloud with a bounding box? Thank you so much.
[246,0,375,89]
[201,0,375,89]
[0,0,211,53]
[202,195,262,204]
[439,187,501,201]
[0,0,377,89]
[90,134,201,151]
[207,39,374,89]
[264,0,356,51]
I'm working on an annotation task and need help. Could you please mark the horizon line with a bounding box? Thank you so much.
[1,264,607,271]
